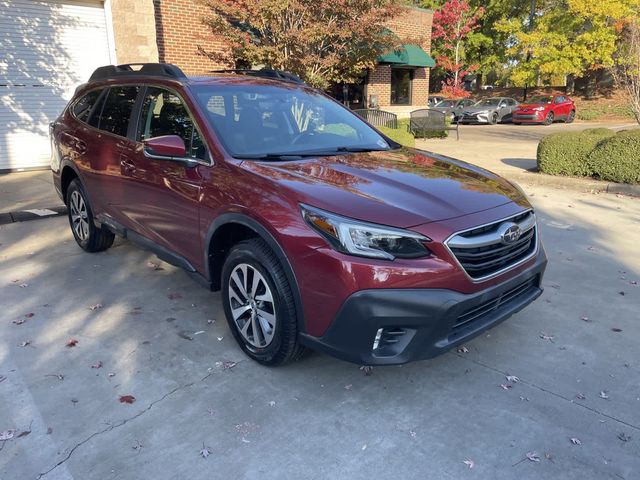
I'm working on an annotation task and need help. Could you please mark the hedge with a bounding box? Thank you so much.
[537,128,615,176]
[537,128,640,184]
[587,129,640,184]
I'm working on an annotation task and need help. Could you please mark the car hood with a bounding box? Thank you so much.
[463,106,498,114]
[518,103,548,109]
[241,148,528,228]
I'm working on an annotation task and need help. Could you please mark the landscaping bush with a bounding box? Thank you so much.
[379,125,415,148]
[587,129,640,184]
[537,128,615,176]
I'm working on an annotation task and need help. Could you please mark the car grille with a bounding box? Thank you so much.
[446,210,537,280]
[452,276,539,333]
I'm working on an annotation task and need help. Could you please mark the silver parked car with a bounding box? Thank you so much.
[427,95,445,107]
[459,97,519,125]
[432,99,476,122]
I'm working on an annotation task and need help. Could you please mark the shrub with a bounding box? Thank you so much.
[379,125,415,148]
[537,128,615,176]
[587,129,640,184]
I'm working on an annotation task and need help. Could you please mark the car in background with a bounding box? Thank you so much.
[427,95,445,107]
[431,99,476,122]
[512,95,576,125]
[458,97,519,125]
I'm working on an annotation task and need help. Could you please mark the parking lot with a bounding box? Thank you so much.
[1,147,640,479]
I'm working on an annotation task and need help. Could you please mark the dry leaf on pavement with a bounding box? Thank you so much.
[456,346,469,353]
[570,437,582,445]
[119,395,136,404]
[91,361,103,369]
[599,391,609,400]
[526,452,540,462]
[463,459,474,469]
[506,375,519,383]
[0,430,16,441]
[89,303,103,311]
[200,444,211,458]
[66,339,78,348]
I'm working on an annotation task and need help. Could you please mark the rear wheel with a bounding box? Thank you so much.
[566,110,575,123]
[221,238,305,366]
[544,111,554,125]
[513,122,521,126]
[66,179,114,252]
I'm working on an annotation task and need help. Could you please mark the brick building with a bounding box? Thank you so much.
[0,0,433,171]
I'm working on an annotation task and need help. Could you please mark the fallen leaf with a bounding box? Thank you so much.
[66,339,78,348]
[89,303,102,311]
[618,432,631,442]
[500,384,512,390]
[207,319,215,325]
[24,313,34,318]
[611,328,622,333]
[18,340,31,347]
[618,291,625,296]
[344,384,353,390]
[167,292,182,300]
[463,459,474,469]
[576,393,586,400]
[0,430,15,441]
[108,372,116,378]
[506,375,519,383]
[19,283,28,288]
[91,361,103,369]
[268,401,276,407]
[132,440,144,452]
[409,430,417,438]
[359,365,373,376]
[200,445,211,458]
[361,444,367,451]
[16,430,31,438]
[539,332,555,342]
[119,395,136,404]
[519,396,530,401]
[570,437,582,445]
[147,261,163,271]
[545,452,555,462]
[12,319,25,325]
[599,391,609,400]
[217,336,224,341]
[193,330,205,336]
[456,346,469,353]
[46,427,52,435]
[526,452,540,462]
[580,316,591,323]
[70,398,78,405]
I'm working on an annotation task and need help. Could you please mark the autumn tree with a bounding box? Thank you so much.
[200,0,402,89]
[431,0,484,97]
[499,0,639,95]
[614,18,640,123]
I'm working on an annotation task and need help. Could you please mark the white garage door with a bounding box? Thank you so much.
[0,0,113,171]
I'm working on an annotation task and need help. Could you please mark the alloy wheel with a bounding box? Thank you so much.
[70,190,89,241]
[228,263,277,348]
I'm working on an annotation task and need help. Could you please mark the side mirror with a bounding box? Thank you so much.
[144,135,187,159]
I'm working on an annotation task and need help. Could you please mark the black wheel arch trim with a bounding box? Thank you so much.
[204,213,306,334]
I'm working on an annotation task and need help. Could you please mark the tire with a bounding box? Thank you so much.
[221,238,305,366]
[544,111,554,125]
[513,122,521,126]
[489,113,498,125]
[66,179,114,252]
[566,110,575,123]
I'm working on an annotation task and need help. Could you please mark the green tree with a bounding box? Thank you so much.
[200,0,402,89]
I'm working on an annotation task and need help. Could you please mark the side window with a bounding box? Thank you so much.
[97,86,140,137]
[137,87,206,160]
[555,96,565,103]
[73,89,103,123]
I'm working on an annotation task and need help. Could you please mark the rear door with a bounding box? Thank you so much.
[117,86,206,268]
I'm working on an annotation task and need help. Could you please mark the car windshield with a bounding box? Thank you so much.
[475,98,502,107]
[435,100,456,107]
[192,83,391,158]
[529,96,552,103]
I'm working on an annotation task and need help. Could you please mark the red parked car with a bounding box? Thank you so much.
[50,63,547,366]
[512,94,576,125]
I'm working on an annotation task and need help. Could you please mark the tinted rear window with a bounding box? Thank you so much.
[97,86,140,137]
[73,89,103,123]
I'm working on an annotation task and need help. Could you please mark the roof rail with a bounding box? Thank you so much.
[209,69,305,85]
[89,63,187,82]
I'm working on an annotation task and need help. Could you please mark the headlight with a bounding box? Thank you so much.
[301,204,431,260]
[533,106,545,111]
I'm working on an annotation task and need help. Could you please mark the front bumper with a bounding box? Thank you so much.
[459,113,491,123]
[300,250,547,365]
[513,112,544,123]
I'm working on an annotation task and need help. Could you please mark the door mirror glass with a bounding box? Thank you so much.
[144,135,187,158]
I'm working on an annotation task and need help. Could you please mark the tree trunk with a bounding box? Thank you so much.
[475,72,483,91]
[566,74,575,95]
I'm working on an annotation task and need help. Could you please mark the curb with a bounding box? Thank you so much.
[0,206,67,226]
[496,170,640,197]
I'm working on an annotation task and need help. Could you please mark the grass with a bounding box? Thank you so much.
[576,104,635,121]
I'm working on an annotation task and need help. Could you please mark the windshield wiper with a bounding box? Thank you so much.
[233,146,390,161]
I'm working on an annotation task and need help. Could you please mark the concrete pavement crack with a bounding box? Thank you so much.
[36,371,215,479]
[453,352,640,432]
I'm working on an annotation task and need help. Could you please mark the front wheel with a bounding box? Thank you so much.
[221,238,305,366]
[489,113,498,125]
[544,111,554,125]
[66,179,114,252]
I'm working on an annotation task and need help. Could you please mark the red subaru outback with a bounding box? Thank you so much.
[51,64,547,366]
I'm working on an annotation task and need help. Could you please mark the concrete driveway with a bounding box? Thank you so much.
[416,121,639,178]
[1,175,639,479]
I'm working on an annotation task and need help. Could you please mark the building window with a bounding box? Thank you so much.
[391,68,412,105]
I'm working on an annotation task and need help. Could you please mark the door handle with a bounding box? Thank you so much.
[120,155,135,175]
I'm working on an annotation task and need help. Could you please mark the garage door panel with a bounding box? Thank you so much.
[0,0,112,170]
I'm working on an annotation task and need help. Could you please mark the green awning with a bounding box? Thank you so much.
[378,44,435,68]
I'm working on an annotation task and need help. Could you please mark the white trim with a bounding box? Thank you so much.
[103,0,117,64]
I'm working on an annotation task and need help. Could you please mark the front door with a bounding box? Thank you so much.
[118,86,208,269]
